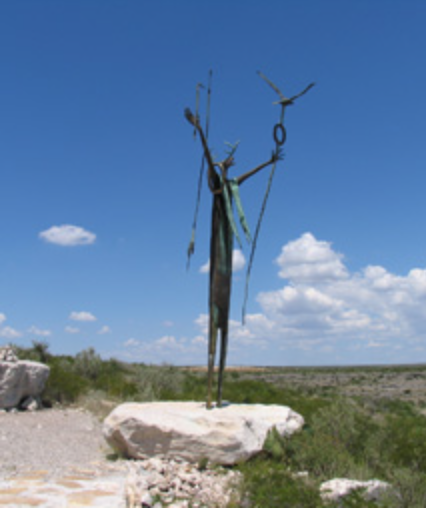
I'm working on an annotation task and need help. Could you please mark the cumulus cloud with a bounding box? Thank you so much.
[65,326,80,334]
[190,232,426,364]
[0,326,22,339]
[0,315,22,339]
[69,311,97,322]
[97,325,111,335]
[156,335,179,347]
[28,326,51,337]
[119,232,426,365]
[39,225,96,246]
[200,249,246,274]
[276,232,348,283]
[124,338,140,347]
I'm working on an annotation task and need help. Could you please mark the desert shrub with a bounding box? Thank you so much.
[93,360,138,399]
[284,398,378,480]
[73,348,103,381]
[166,372,206,401]
[30,340,51,363]
[43,358,89,404]
[382,468,426,508]
[263,427,287,461]
[133,364,186,401]
[11,340,51,363]
[239,457,324,508]
[365,397,417,418]
[374,413,426,473]
[338,490,383,508]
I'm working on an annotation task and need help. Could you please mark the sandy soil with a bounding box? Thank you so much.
[0,407,113,479]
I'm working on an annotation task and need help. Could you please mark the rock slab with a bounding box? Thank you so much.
[103,401,304,465]
[0,360,50,409]
[320,478,391,503]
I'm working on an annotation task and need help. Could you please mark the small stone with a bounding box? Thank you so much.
[146,457,165,472]
[147,471,163,487]
[320,478,391,502]
[294,471,309,478]
[141,492,153,505]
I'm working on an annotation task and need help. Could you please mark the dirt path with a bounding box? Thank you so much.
[0,408,129,507]
[0,408,113,479]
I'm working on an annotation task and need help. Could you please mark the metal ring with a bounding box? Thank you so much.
[273,123,286,146]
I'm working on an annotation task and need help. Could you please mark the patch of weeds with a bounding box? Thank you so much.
[222,378,329,423]
[238,456,324,508]
[263,427,287,461]
[285,398,378,480]
[383,468,426,508]
[376,413,426,473]
[338,489,382,507]
[44,358,89,404]
[197,457,209,471]
[106,452,123,462]
[134,364,186,401]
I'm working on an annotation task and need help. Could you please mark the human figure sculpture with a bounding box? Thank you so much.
[185,108,281,408]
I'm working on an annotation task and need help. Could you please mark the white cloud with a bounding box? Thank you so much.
[124,338,140,347]
[39,225,96,246]
[192,335,207,346]
[163,320,174,328]
[190,232,426,364]
[117,232,426,365]
[0,315,22,339]
[65,326,80,334]
[232,250,246,272]
[28,326,51,337]
[97,325,111,335]
[69,311,97,322]
[0,326,22,339]
[156,335,179,347]
[200,249,246,274]
[276,232,347,283]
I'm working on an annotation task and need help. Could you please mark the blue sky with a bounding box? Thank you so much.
[1,1,426,366]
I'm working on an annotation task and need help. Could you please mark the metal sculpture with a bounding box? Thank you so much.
[185,72,314,408]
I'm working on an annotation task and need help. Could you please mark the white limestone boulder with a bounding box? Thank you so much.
[320,478,391,503]
[103,401,304,465]
[0,360,50,409]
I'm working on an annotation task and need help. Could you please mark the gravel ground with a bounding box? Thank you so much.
[0,408,114,479]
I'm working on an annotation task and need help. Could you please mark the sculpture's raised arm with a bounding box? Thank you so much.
[236,147,283,186]
[184,108,215,174]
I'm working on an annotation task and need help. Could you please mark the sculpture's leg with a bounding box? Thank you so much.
[207,315,218,409]
[217,324,228,408]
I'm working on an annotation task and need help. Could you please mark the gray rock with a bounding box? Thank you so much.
[0,346,18,363]
[103,401,304,465]
[320,478,391,503]
[20,396,41,411]
[0,360,50,409]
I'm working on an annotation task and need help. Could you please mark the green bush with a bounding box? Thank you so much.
[285,398,378,480]
[44,358,89,404]
[239,457,324,508]
[376,413,426,473]
[73,348,102,381]
[12,340,51,363]
[133,364,186,401]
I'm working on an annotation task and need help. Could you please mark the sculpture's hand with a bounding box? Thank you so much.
[271,147,284,163]
[184,108,200,128]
